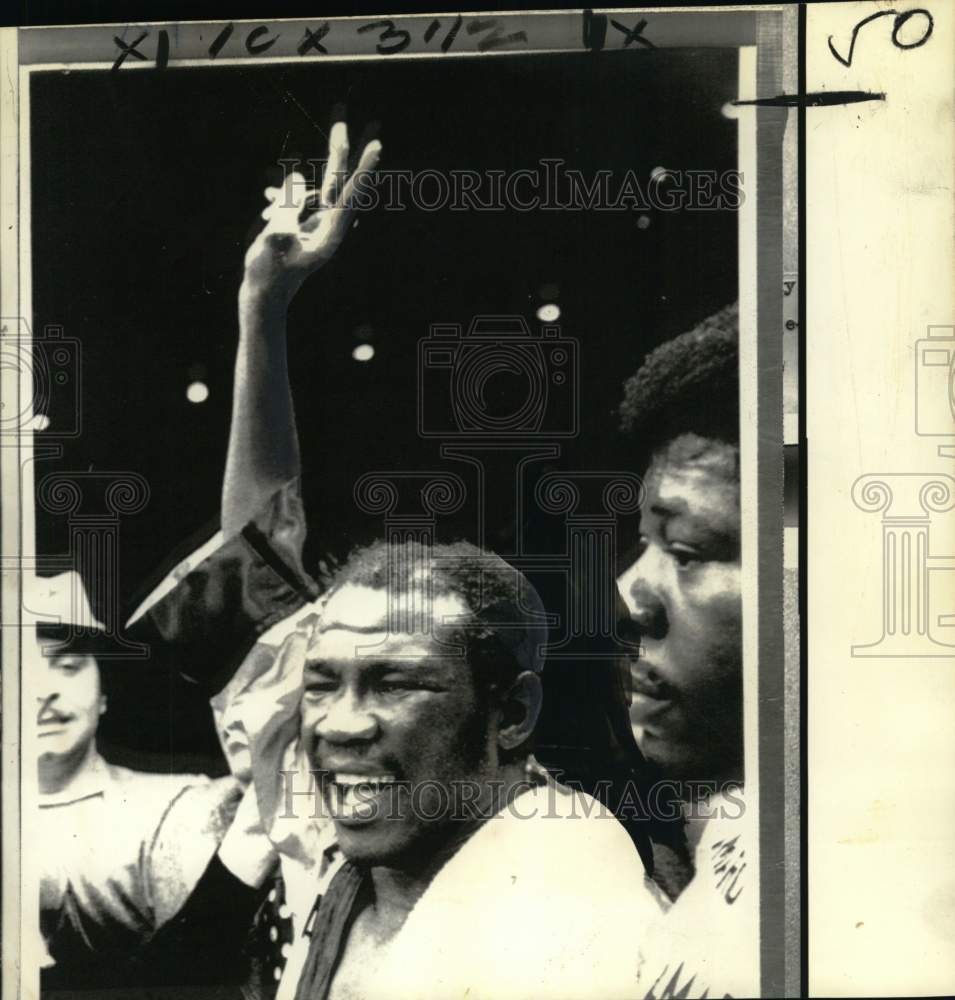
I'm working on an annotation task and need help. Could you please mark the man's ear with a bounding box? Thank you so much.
[496,671,543,752]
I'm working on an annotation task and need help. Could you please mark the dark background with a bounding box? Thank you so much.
[31,50,737,770]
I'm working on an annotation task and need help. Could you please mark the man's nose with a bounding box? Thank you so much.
[314,687,378,744]
[618,553,668,640]
[36,670,59,704]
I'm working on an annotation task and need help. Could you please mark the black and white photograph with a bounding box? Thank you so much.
[3,3,951,999]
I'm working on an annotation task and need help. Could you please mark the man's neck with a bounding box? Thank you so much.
[365,762,533,937]
[38,741,99,797]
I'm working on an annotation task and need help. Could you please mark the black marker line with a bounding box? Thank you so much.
[298,24,330,57]
[207,22,234,59]
[734,91,885,108]
[110,31,149,72]
[442,15,463,54]
[582,9,607,52]
[155,28,169,70]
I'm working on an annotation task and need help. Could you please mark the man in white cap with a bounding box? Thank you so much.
[28,570,277,994]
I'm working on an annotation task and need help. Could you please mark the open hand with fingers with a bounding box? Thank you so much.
[243,121,381,304]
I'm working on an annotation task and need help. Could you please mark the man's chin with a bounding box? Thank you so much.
[636,727,699,782]
[638,726,742,789]
[334,814,462,873]
[334,822,418,868]
[37,736,77,760]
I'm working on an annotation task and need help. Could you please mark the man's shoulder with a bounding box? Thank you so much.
[510,781,645,851]
[104,762,212,799]
[380,782,658,999]
[102,764,238,830]
[460,781,657,910]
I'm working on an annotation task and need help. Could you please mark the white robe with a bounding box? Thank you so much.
[365,781,664,1000]
[635,788,759,999]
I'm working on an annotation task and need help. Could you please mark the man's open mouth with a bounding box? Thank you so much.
[324,772,397,822]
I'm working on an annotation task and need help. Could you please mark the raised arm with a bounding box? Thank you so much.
[221,122,382,538]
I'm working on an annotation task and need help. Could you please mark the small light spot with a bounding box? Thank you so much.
[536,304,560,323]
[32,413,51,431]
[650,166,671,183]
[269,926,278,942]
[186,381,209,404]
[637,215,651,230]
[721,102,740,120]
[352,343,375,362]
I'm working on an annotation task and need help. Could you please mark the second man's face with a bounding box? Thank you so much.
[34,639,104,767]
[299,583,496,869]
[616,433,743,786]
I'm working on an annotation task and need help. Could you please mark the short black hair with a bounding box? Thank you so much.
[618,302,739,463]
[325,538,547,698]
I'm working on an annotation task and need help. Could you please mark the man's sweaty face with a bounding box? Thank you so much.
[299,584,493,868]
[616,434,742,784]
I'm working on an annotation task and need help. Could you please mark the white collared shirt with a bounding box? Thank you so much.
[37,752,237,962]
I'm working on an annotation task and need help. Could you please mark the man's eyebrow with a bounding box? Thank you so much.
[316,621,387,635]
[649,499,687,519]
[650,500,739,541]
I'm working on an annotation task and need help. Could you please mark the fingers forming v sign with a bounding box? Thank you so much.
[245,121,382,299]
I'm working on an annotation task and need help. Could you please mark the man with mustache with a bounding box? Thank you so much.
[615,304,758,998]
[31,571,275,995]
[29,120,386,997]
